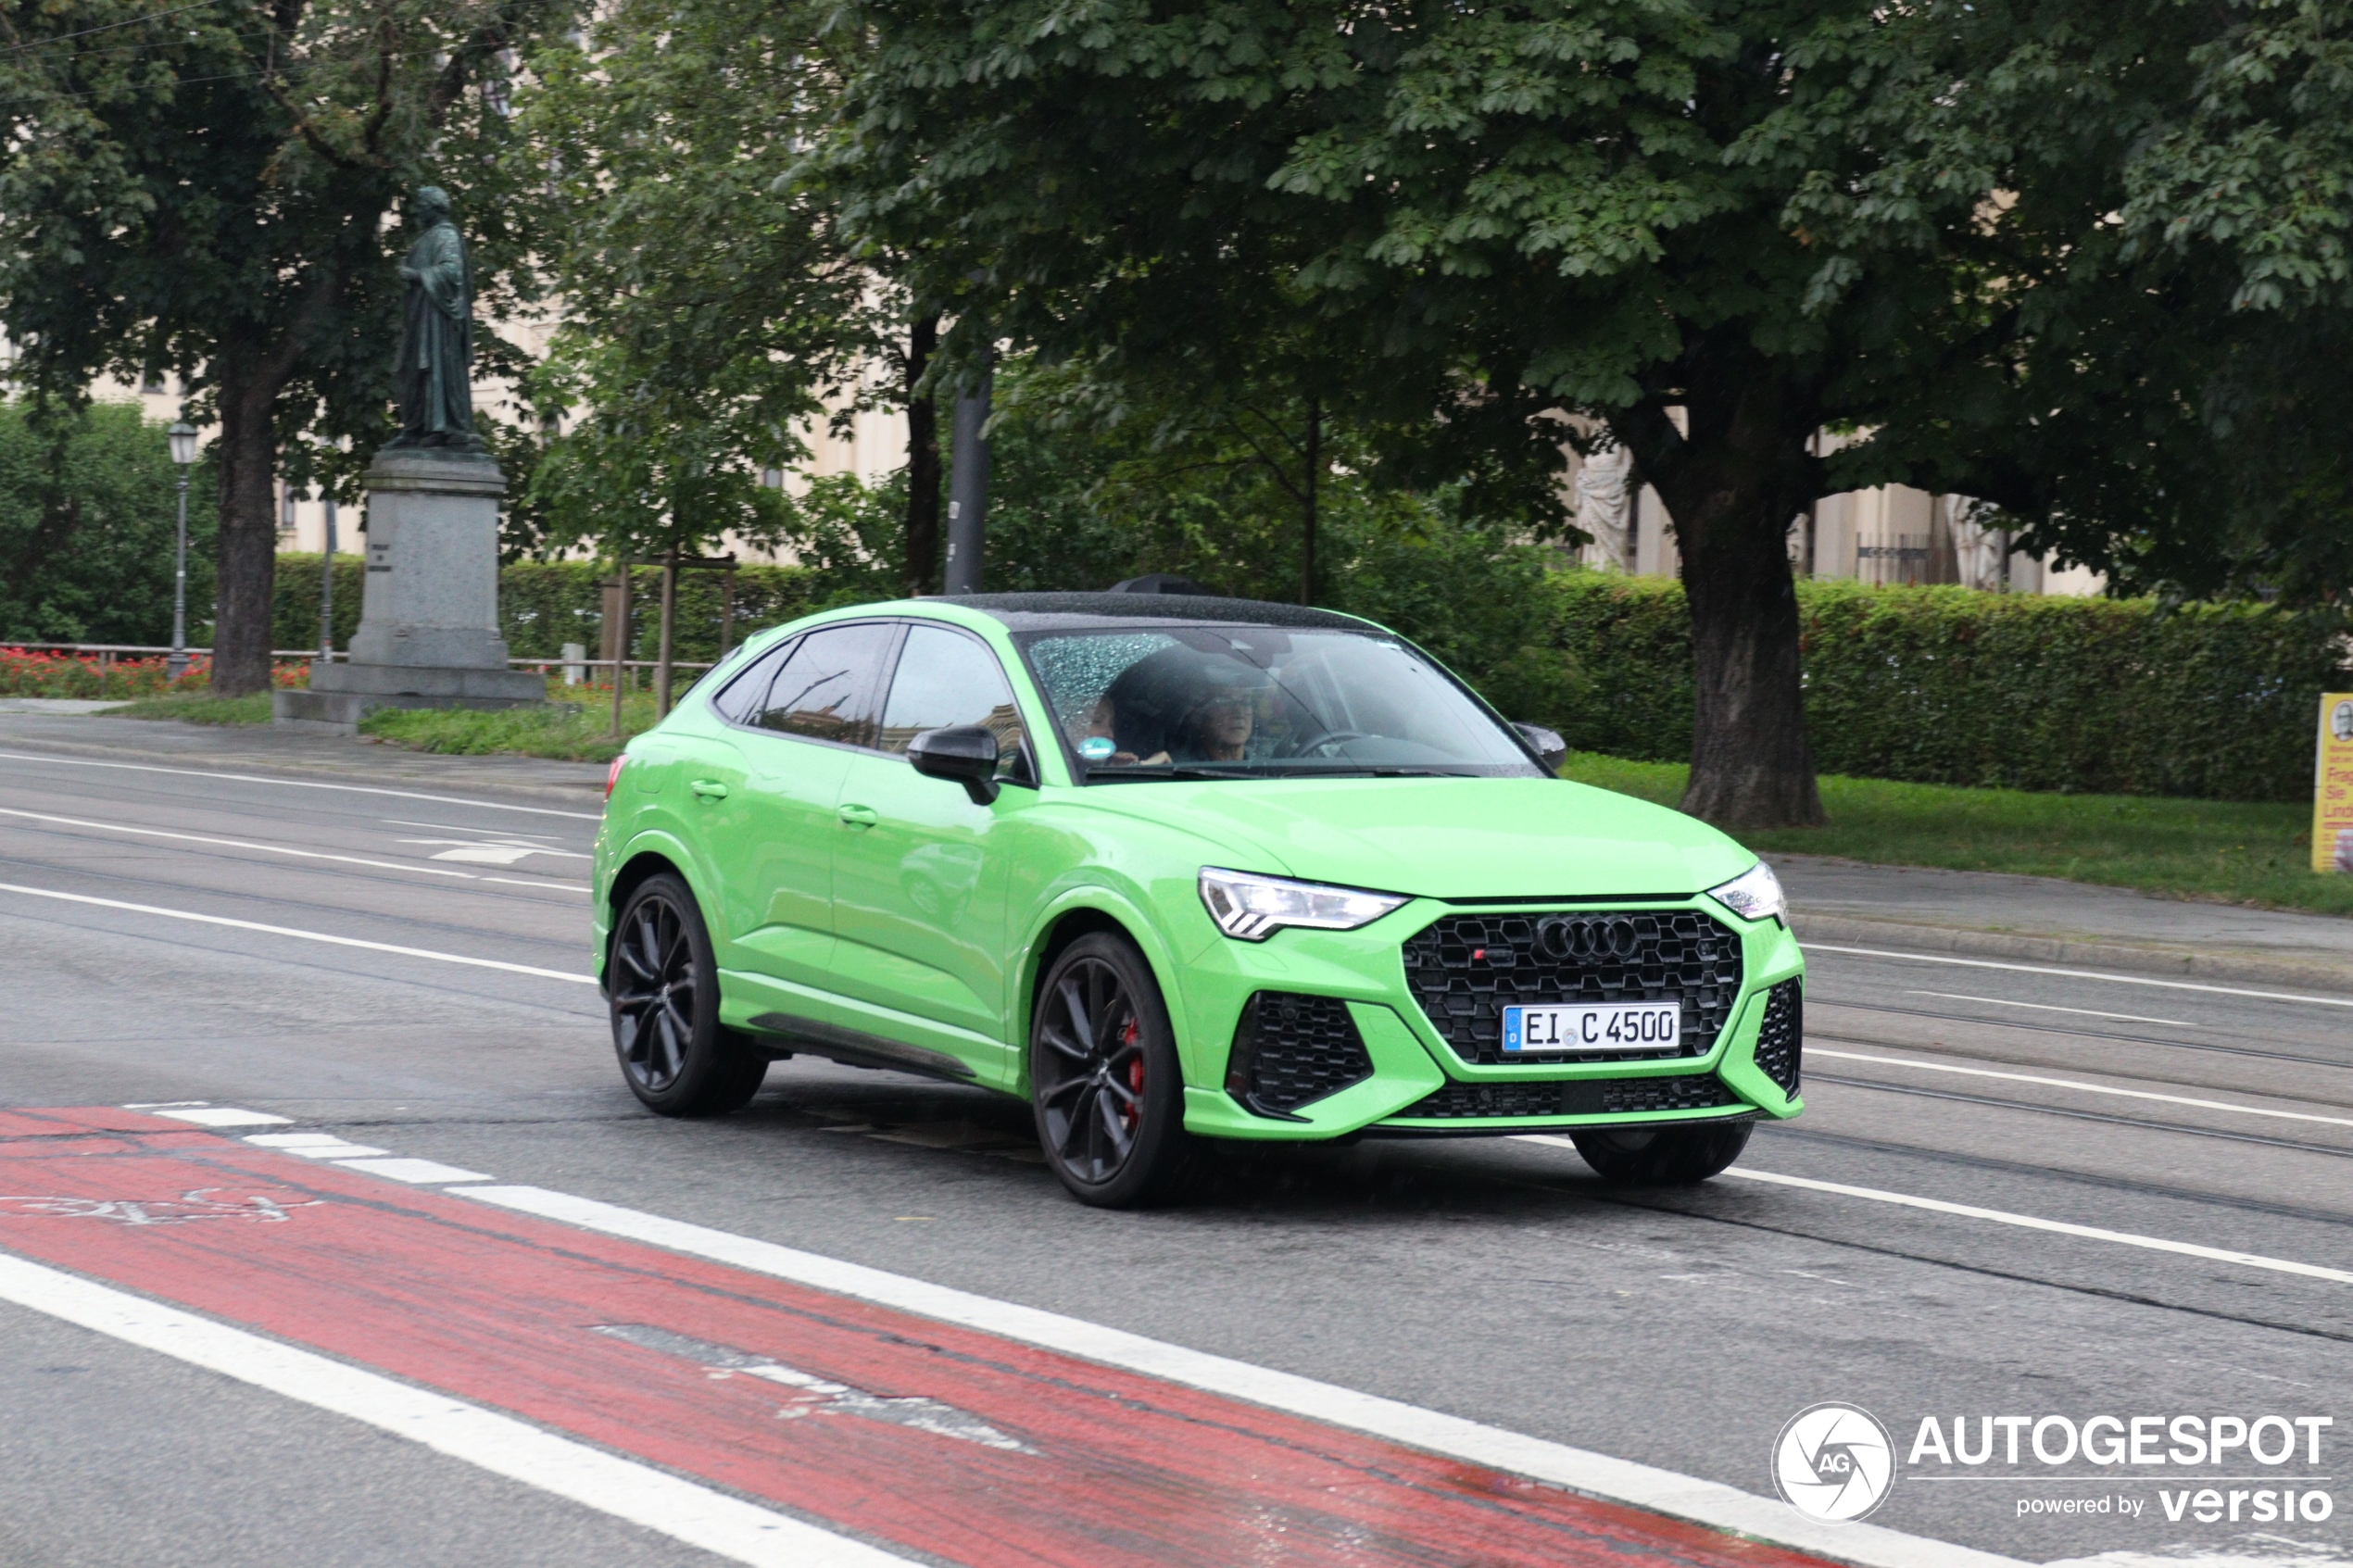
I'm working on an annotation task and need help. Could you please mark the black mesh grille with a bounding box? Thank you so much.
[1753,979,1802,1095]
[1401,909,1745,1065]
[1392,1073,1738,1121]
[1228,992,1372,1115]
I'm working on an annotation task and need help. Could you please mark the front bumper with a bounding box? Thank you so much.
[1174,895,1804,1141]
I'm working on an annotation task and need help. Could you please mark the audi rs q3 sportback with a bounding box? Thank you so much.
[592,593,1804,1206]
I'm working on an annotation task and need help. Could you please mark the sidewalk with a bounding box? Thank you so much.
[0,710,610,805]
[1775,854,2353,996]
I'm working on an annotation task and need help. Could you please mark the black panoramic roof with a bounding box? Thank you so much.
[937,592,1374,633]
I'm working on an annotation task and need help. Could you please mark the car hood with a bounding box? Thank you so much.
[1074,776,1755,899]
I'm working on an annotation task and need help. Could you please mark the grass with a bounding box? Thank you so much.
[1563,751,2353,918]
[358,685,659,763]
[114,691,276,725]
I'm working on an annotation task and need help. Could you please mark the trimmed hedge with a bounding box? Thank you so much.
[1529,575,2351,803]
[272,556,819,665]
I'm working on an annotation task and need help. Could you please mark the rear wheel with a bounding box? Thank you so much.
[1569,1120,1753,1185]
[609,872,767,1117]
[1030,933,1192,1208]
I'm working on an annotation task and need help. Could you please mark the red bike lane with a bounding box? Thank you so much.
[0,1106,1833,1568]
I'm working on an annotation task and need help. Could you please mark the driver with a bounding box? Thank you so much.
[1171,687,1255,762]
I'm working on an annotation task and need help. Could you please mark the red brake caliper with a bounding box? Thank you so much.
[1122,1019,1143,1125]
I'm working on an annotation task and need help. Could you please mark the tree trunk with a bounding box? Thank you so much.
[1615,368,1825,831]
[210,347,280,698]
[903,314,941,596]
[1674,494,1822,829]
[1301,395,1319,606]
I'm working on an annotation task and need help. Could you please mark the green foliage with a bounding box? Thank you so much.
[115,692,277,726]
[359,697,637,762]
[0,401,218,644]
[1537,578,2351,802]
[494,561,820,664]
[271,554,367,655]
[1564,754,2353,917]
[516,0,894,565]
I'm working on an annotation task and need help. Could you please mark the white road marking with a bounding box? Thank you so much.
[0,804,587,892]
[333,1158,493,1185]
[1533,1140,2353,1290]
[1807,1047,2353,1131]
[0,750,603,820]
[1804,942,2353,1009]
[244,1135,390,1160]
[0,881,597,985]
[1902,989,2200,1028]
[381,819,562,838]
[458,1185,2022,1568]
[398,837,592,862]
[0,1251,916,1568]
[151,1108,292,1128]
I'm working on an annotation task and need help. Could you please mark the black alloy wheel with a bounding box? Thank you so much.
[609,872,767,1116]
[1569,1120,1753,1185]
[1030,933,1191,1207]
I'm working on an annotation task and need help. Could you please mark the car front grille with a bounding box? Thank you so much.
[1401,909,1745,1065]
[1392,1073,1739,1121]
[1752,979,1802,1095]
[1227,992,1373,1115]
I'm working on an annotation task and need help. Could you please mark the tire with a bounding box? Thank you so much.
[609,872,767,1117]
[1569,1120,1753,1185]
[1029,932,1193,1208]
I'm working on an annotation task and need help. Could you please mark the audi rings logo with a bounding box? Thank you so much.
[1773,1403,1896,1524]
[1536,915,1641,962]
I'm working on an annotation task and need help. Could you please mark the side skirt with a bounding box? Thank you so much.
[743,1013,980,1085]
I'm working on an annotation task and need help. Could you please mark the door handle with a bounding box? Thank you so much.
[688,779,730,801]
[837,803,879,828]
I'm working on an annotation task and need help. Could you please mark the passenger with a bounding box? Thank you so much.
[1072,694,1165,767]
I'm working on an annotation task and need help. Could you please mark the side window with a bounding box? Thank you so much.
[708,636,798,726]
[878,624,1028,778]
[750,622,898,748]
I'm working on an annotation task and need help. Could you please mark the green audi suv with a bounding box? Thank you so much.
[593,593,1804,1206]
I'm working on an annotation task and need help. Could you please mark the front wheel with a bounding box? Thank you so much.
[609,872,767,1117]
[1030,933,1192,1208]
[1569,1120,1753,1185]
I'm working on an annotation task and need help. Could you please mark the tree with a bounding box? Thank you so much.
[0,0,568,695]
[517,0,933,586]
[823,0,2353,826]
[0,400,218,644]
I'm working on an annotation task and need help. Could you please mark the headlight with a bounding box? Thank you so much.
[1707,860,1786,923]
[1198,868,1408,941]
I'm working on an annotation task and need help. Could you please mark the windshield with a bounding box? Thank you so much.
[1017,625,1542,781]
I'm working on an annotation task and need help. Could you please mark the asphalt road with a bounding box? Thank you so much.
[1,740,2347,1568]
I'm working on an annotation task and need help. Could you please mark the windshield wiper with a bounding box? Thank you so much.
[1082,764,1260,782]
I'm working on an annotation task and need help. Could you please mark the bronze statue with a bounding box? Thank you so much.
[386,186,479,450]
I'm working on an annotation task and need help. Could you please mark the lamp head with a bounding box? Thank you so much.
[166,420,197,467]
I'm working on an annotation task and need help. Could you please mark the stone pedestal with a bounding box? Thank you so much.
[275,449,546,734]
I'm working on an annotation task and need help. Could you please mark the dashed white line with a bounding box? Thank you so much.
[0,750,603,820]
[1802,943,2353,1010]
[0,1252,916,1568]
[151,1107,292,1128]
[1807,1047,2353,1131]
[0,805,587,891]
[0,882,597,985]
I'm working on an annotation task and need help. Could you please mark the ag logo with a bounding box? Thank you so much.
[1772,1402,1895,1523]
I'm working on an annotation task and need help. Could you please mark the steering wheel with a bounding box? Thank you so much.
[1297,729,1373,758]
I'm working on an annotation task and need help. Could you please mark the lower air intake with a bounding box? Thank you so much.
[1227,992,1373,1116]
[1395,1073,1737,1121]
[1752,979,1802,1095]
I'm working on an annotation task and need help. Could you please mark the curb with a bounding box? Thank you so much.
[1791,910,2353,998]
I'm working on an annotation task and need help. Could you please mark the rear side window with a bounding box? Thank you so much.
[877,624,1027,776]
[709,636,797,725]
[749,622,898,747]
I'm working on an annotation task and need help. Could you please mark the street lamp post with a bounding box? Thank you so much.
[165,421,197,682]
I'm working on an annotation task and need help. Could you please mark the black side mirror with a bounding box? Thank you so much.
[908,725,1001,804]
[1513,722,1567,774]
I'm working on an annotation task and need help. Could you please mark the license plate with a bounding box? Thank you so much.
[1502,1002,1680,1055]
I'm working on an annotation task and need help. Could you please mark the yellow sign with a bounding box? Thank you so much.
[2317,692,2353,873]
